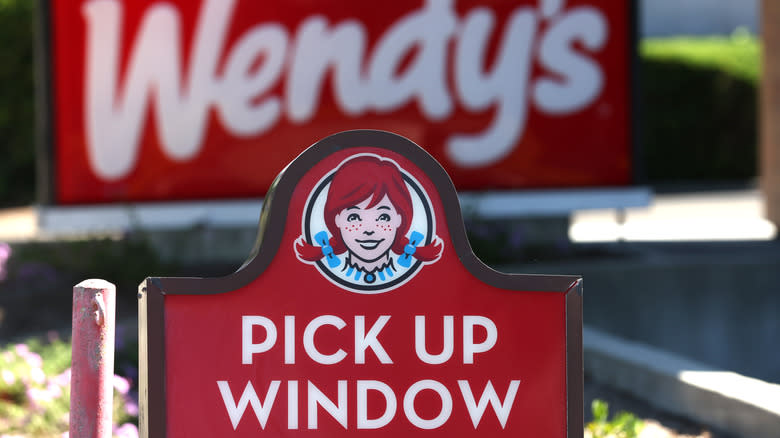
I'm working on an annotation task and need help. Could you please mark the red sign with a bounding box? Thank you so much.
[46,0,632,205]
[139,131,583,436]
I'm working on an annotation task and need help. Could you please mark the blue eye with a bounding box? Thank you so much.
[377,213,391,222]
[347,213,361,222]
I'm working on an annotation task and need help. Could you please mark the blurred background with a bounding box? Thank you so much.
[0,0,778,436]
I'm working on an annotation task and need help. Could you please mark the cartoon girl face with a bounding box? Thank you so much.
[334,194,402,263]
[296,153,442,293]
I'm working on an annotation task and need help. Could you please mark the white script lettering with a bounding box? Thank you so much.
[83,0,607,177]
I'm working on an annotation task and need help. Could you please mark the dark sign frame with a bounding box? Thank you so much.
[138,130,583,437]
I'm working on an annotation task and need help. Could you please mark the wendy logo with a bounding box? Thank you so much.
[295,154,443,293]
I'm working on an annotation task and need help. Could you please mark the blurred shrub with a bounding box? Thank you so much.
[640,32,760,183]
[0,334,139,436]
[586,399,644,438]
[0,235,174,338]
[0,0,35,207]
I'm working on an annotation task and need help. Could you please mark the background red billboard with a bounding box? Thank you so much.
[44,0,634,205]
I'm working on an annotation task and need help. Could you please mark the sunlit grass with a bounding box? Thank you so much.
[641,30,761,84]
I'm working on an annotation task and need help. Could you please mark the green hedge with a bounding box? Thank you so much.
[640,32,760,183]
[0,0,35,207]
[0,2,763,207]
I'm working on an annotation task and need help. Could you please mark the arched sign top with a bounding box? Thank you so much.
[139,130,583,437]
[162,130,580,296]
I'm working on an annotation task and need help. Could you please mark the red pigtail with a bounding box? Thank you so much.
[391,236,443,263]
[295,237,325,262]
[294,235,348,262]
[414,239,443,262]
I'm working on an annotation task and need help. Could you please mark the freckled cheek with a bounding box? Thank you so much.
[341,223,363,234]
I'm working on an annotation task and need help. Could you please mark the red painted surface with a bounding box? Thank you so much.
[70,280,116,438]
[50,0,631,205]
[159,147,572,436]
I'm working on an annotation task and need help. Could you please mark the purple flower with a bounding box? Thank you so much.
[113,374,130,395]
[114,423,139,438]
[14,344,43,368]
[1,369,15,385]
[53,368,71,387]
[26,387,46,409]
[0,242,10,281]
[13,344,28,356]
[30,367,45,385]
[124,396,139,416]
[46,381,63,399]
[27,385,60,405]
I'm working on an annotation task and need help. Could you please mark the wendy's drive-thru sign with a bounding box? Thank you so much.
[138,130,583,437]
[40,0,634,206]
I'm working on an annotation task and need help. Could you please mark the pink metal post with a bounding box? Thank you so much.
[70,279,116,438]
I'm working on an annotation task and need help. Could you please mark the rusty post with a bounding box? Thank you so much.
[70,279,116,438]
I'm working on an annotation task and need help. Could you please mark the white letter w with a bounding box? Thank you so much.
[458,380,520,428]
[217,380,280,430]
[82,0,234,180]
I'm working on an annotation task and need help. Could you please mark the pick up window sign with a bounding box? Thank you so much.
[139,130,583,437]
[45,0,632,204]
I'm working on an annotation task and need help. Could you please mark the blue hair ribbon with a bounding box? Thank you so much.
[314,231,341,268]
[397,231,424,268]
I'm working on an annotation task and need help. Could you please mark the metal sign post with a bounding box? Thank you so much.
[71,279,116,438]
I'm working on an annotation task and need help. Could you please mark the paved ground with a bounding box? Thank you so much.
[2,189,775,243]
[569,188,775,242]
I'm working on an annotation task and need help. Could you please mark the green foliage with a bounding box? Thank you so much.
[586,399,645,438]
[0,335,138,437]
[0,0,36,207]
[640,32,759,183]
[0,336,71,436]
